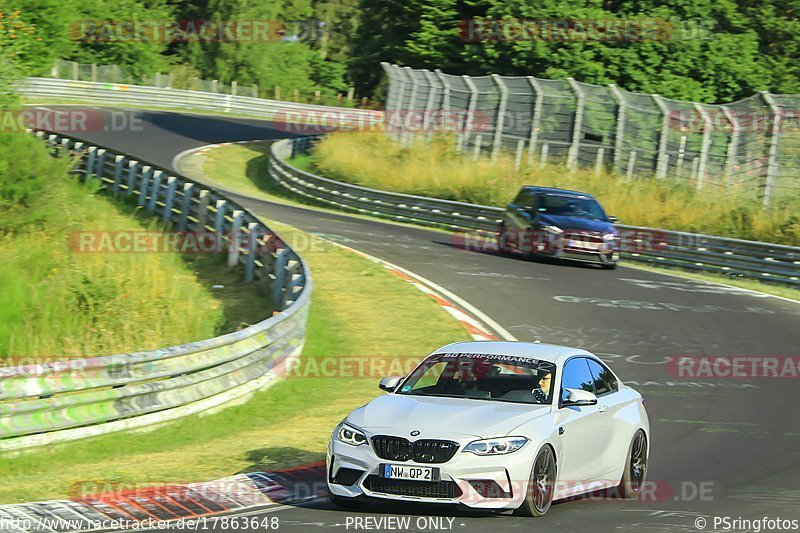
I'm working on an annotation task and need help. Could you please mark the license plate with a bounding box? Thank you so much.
[382,464,439,482]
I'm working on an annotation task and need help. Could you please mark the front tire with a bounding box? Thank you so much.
[514,445,556,517]
[617,430,648,498]
[497,224,512,256]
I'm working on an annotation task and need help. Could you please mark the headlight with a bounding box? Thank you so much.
[603,233,619,241]
[542,225,563,235]
[463,437,528,455]
[337,423,367,446]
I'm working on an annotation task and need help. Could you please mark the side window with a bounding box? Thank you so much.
[513,190,536,208]
[560,358,595,402]
[586,359,618,395]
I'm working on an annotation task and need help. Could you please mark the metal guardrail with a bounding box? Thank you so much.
[19,77,381,125]
[270,137,799,287]
[0,132,312,449]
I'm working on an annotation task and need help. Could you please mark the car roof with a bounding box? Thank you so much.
[430,340,593,364]
[521,186,595,198]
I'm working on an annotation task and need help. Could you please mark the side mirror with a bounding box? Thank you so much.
[607,215,618,223]
[561,388,598,407]
[379,376,403,392]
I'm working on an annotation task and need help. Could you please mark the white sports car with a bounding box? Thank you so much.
[326,341,649,516]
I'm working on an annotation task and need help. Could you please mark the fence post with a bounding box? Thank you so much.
[527,76,544,164]
[514,139,525,170]
[626,151,637,181]
[155,72,161,87]
[231,81,237,96]
[608,84,627,175]
[91,63,97,83]
[212,79,219,93]
[71,62,78,80]
[472,135,483,161]
[435,69,453,137]
[566,78,584,170]
[693,102,712,191]
[761,91,782,208]
[676,136,687,179]
[540,143,549,168]
[595,148,605,176]
[721,106,740,187]
[491,74,509,161]
[401,66,419,146]
[652,94,671,179]
[463,75,479,153]
[422,69,440,140]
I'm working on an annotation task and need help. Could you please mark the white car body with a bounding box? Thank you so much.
[326,341,650,513]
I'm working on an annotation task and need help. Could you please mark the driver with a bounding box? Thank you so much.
[533,370,552,403]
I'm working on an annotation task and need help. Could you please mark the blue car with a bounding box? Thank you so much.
[498,186,620,269]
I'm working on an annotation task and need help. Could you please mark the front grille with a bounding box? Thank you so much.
[371,436,459,463]
[363,476,461,499]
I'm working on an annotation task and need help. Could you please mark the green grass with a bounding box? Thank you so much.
[0,223,467,503]
[309,131,800,246]
[0,132,273,361]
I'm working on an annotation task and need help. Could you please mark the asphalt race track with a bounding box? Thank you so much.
[45,107,800,532]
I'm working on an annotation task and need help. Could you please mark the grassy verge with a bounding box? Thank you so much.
[0,222,466,503]
[0,133,273,361]
[308,132,800,246]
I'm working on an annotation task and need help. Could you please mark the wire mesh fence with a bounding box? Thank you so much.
[381,63,800,207]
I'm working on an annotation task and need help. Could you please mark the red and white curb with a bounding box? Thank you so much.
[192,140,265,155]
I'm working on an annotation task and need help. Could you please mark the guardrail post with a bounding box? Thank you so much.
[227,210,244,268]
[126,160,139,194]
[138,166,152,206]
[178,183,195,230]
[653,94,670,179]
[244,222,259,282]
[195,190,212,230]
[491,74,509,161]
[721,106,740,187]
[94,149,108,180]
[761,91,782,208]
[462,75,479,154]
[273,248,289,309]
[526,76,544,164]
[566,78,584,170]
[147,170,165,212]
[609,84,627,175]
[163,176,179,222]
[213,200,228,238]
[113,155,126,193]
[693,103,712,190]
[85,146,97,182]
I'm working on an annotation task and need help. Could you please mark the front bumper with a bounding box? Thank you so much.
[327,437,536,510]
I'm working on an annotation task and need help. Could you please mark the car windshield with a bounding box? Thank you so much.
[536,194,606,221]
[396,353,556,404]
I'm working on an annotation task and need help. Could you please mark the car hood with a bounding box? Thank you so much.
[346,394,551,440]
[539,214,616,233]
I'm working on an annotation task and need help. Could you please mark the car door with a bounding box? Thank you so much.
[585,357,626,474]
[555,357,615,491]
